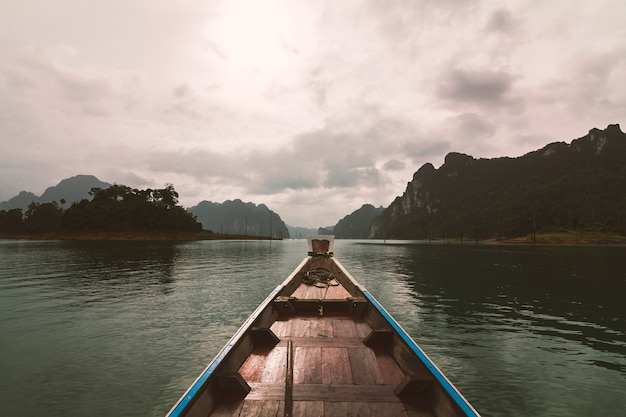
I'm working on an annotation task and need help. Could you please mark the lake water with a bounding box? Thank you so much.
[0,239,624,416]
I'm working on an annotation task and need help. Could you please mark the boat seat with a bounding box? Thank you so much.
[394,374,435,397]
[249,327,280,347]
[363,328,394,347]
[214,372,251,398]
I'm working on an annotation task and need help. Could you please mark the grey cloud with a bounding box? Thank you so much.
[402,138,451,163]
[323,165,384,188]
[239,112,418,193]
[173,83,190,98]
[484,9,517,34]
[382,159,406,171]
[438,67,516,106]
[145,148,244,183]
[446,112,496,139]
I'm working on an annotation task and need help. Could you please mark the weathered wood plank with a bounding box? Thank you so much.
[291,318,313,337]
[354,320,372,338]
[285,340,293,417]
[316,317,332,337]
[293,347,322,384]
[331,319,357,337]
[324,283,351,299]
[292,401,324,417]
[245,383,284,401]
[305,285,325,300]
[261,346,287,383]
[239,399,281,417]
[270,319,291,338]
[292,384,401,403]
[374,350,406,386]
[368,402,409,417]
[324,401,370,417]
[278,337,365,349]
[348,347,384,385]
[322,347,352,385]
[239,347,272,382]
[292,284,309,299]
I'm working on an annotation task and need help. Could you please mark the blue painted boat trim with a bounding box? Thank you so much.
[167,283,283,417]
[167,256,479,417]
[166,257,310,417]
[361,289,480,417]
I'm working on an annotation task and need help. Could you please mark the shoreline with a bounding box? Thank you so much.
[0,231,280,241]
[2,233,625,245]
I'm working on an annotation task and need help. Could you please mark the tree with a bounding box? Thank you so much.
[0,209,24,233]
[24,202,63,233]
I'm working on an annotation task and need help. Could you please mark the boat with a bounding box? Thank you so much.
[166,236,480,417]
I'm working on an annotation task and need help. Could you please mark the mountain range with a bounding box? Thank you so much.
[3,124,624,239]
[370,124,626,239]
[187,200,290,238]
[0,175,110,211]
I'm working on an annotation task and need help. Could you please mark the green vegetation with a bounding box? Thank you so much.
[0,184,203,236]
[371,125,626,241]
[507,227,626,244]
[333,204,384,238]
[188,199,290,239]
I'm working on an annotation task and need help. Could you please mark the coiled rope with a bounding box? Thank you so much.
[302,267,339,288]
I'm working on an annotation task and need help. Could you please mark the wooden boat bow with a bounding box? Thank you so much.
[166,236,480,417]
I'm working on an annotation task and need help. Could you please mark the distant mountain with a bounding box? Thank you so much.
[287,225,318,239]
[334,204,384,238]
[317,226,334,235]
[188,199,290,238]
[0,175,111,211]
[370,124,626,239]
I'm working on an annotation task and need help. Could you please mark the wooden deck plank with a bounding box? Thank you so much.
[317,317,333,337]
[246,383,284,400]
[354,320,372,338]
[324,401,370,417]
[331,319,357,337]
[239,347,272,382]
[293,347,322,384]
[322,347,352,385]
[368,402,409,417]
[278,337,365,349]
[292,284,309,299]
[261,346,287,383]
[292,384,401,403]
[239,399,281,417]
[374,349,406,386]
[305,285,325,300]
[293,401,324,417]
[324,283,351,299]
[291,318,313,337]
[270,319,291,338]
[348,347,385,385]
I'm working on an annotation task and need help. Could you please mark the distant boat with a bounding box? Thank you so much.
[166,235,480,417]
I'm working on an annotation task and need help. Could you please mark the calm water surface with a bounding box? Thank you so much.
[0,239,624,416]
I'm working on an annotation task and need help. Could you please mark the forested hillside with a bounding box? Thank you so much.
[333,204,384,238]
[0,175,110,211]
[0,184,202,234]
[188,199,290,238]
[370,124,626,240]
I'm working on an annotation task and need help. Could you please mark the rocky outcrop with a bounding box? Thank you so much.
[369,124,626,239]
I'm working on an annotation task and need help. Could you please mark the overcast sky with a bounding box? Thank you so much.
[1,0,624,228]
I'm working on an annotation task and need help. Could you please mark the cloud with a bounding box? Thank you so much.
[484,8,519,34]
[383,159,405,171]
[437,66,518,107]
[0,0,624,228]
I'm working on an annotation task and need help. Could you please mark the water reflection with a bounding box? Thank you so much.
[1,239,624,417]
[335,241,626,417]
